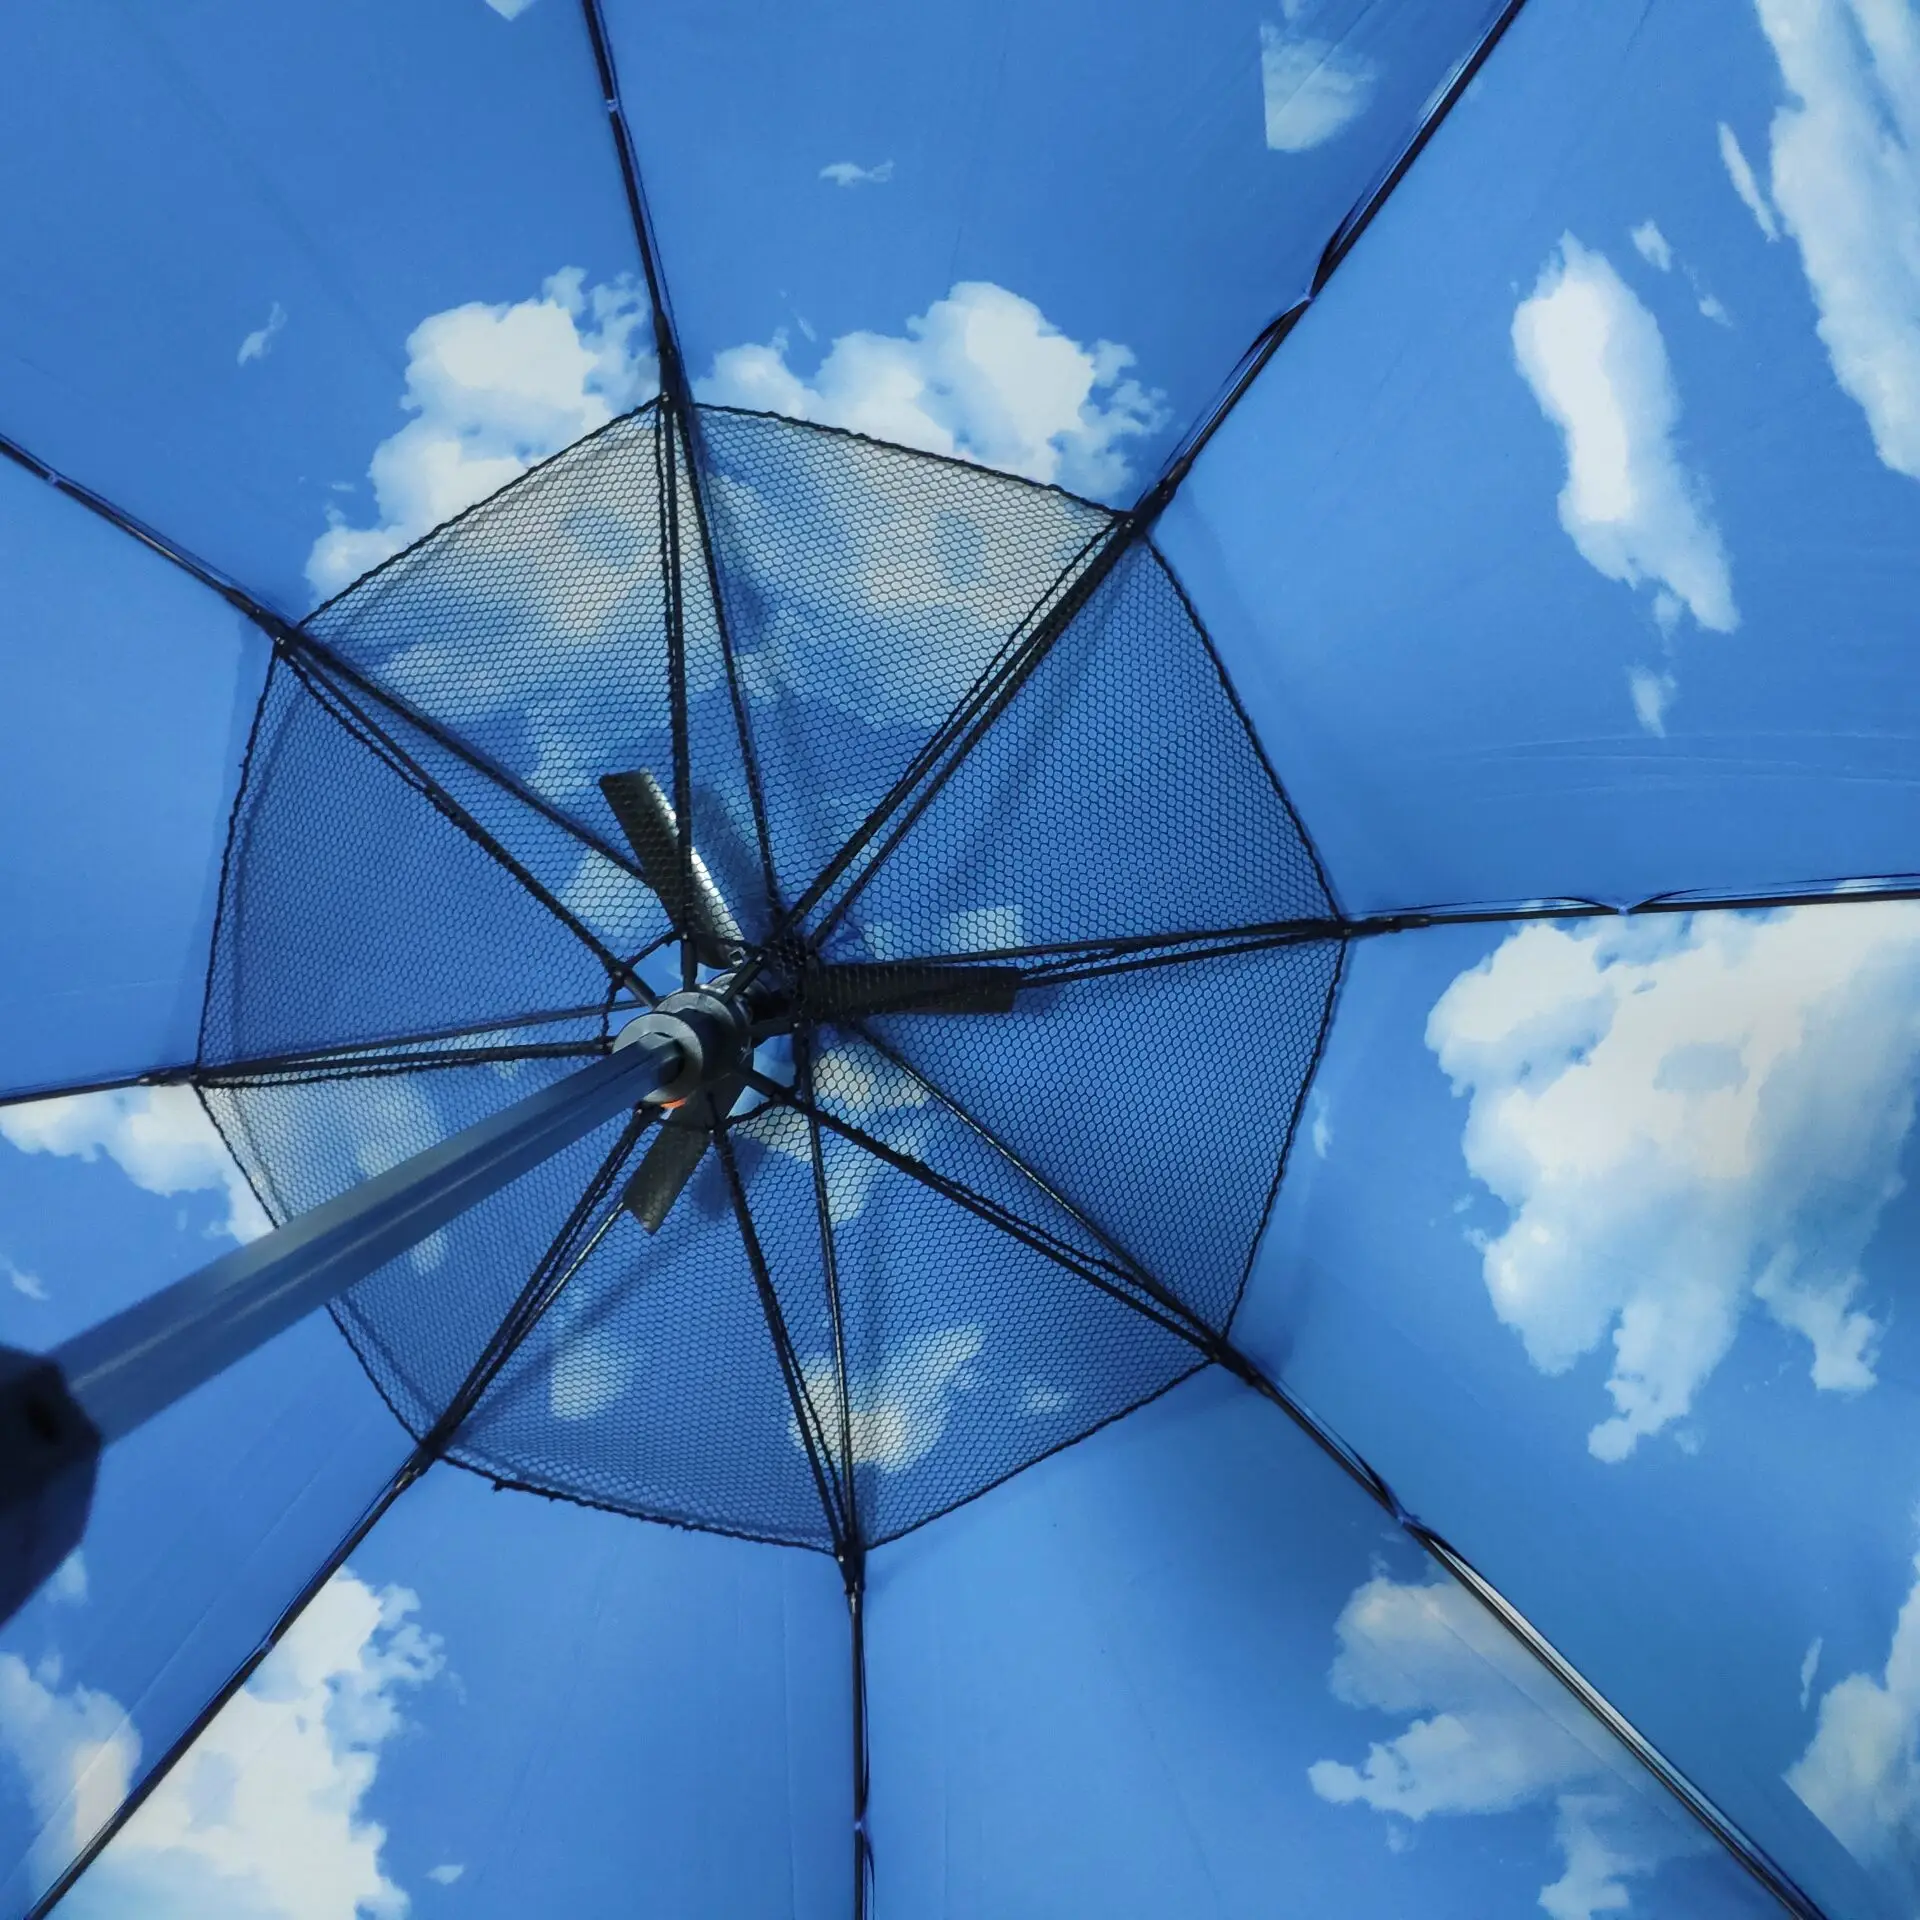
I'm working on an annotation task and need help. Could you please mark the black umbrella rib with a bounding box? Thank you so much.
[289,657,647,993]
[794,1034,872,1920]
[654,414,698,990]
[796,1035,862,1562]
[714,1132,853,1555]
[681,421,785,921]
[0,998,653,1113]
[578,0,783,917]
[29,1118,646,1919]
[200,1040,605,1091]
[576,0,687,414]
[1216,1354,1829,1920]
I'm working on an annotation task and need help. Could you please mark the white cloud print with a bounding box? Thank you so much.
[696,280,1166,501]
[0,1571,439,1919]
[1512,236,1736,735]
[1261,4,1378,152]
[1310,1571,1701,1920]
[1789,1550,1920,1905]
[307,269,658,601]
[1426,904,1920,1460]
[1746,0,1920,481]
[0,1087,269,1246]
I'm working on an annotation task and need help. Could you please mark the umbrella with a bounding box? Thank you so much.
[0,0,1913,1914]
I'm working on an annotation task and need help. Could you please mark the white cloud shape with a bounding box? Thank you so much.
[1629,221,1674,273]
[1426,905,1920,1460]
[1310,1572,1700,1920]
[1512,234,1738,679]
[794,1324,983,1472]
[820,160,894,187]
[696,280,1165,501]
[1718,122,1781,240]
[238,303,287,367]
[1260,13,1378,152]
[307,269,657,601]
[0,1571,438,1919]
[1747,0,1920,480]
[1790,1552,1920,1902]
[0,1086,269,1245]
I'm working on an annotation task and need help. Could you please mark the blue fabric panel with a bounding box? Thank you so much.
[1239,906,1920,1918]
[0,461,265,1100]
[1160,0,1920,912]
[0,1099,410,1913]
[0,0,643,612]
[63,1468,851,1920]
[605,0,1507,503]
[864,1367,1783,1920]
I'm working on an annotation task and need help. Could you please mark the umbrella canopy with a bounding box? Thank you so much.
[1,2,1917,1917]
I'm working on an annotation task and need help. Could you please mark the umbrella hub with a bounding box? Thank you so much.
[614,979,755,1109]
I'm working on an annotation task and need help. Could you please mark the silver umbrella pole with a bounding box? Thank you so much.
[0,1008,722,1621]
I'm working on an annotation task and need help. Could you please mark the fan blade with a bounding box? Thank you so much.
[621,1118,715,1234]
[599,769,746,968]
[796,963,1022,1021]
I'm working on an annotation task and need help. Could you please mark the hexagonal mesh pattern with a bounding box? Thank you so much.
[198,404,1340,1552]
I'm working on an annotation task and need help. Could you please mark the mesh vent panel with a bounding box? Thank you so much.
[202,403,1339,1552]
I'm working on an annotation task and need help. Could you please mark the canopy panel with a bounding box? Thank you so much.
[55,1467,851,1920]
[1237,902,1920,1918]
[603,0,1511,501]
[866,1367,1784,1919]
[0,461,265,1103]
[0,0,645,612]
[1160,0,1920,912]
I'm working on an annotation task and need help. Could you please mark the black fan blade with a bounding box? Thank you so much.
[621,1118,715,1234]
[599,769,745,968]
[796,963,1022,1021]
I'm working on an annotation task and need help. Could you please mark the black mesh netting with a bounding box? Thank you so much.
[199,403,1342,1553]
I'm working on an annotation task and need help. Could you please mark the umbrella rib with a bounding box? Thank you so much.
[577,0,786,921]
[1218,1356,1830,1920]
[655,412,698,991]
[0,995,661,1114]
[714,1130,854,1557]
[28,1117,647,1919]
[792,1036,873,1918]
[289,656,650,993]
[797,1035,862,1561]
[199,1040,606,1090]
[680,411,787,921]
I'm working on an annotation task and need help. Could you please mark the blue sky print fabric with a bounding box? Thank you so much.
[3,0,1920,1917]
